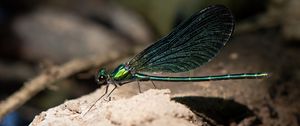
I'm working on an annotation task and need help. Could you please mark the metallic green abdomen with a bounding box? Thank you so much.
[135,73,268,82]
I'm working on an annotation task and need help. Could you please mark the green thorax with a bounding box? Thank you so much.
[111,64,133,81]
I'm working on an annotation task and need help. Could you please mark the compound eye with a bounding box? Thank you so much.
[96,75,106,84]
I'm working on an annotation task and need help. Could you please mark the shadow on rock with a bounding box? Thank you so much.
[172,96,260,125]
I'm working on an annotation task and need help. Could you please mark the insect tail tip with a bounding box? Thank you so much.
[260,72,270,78]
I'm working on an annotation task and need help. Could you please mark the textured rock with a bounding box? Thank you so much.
[30,89,201,126]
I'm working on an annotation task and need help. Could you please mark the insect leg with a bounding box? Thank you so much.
[83,83,109,116]
[103,78,120,100]
[105,83,117,100]
[137,81,142,93]
[150,81,157,89]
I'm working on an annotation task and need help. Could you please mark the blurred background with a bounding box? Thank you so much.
[0,0,299,125]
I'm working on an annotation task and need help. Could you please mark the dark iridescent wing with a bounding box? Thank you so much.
[128,5,234,73]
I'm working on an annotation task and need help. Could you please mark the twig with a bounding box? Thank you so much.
[0,52,121,120]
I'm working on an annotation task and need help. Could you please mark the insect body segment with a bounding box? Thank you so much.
[111,64,134,81]
[134,73,268,82]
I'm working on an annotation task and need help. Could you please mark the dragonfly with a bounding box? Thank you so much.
[84,5,268,114]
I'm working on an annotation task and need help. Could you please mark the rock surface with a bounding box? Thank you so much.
[30,89,202,126]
